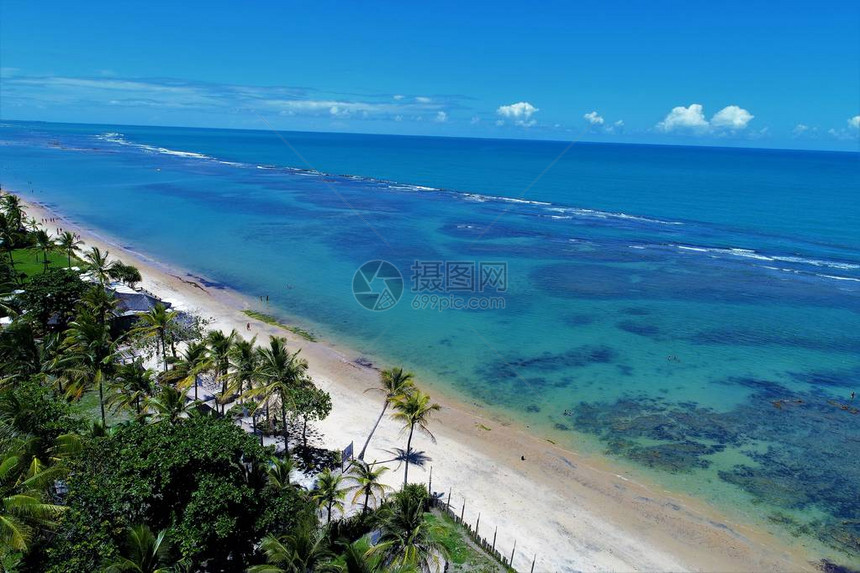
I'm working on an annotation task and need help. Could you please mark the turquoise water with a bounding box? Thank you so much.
[1,121,859,563]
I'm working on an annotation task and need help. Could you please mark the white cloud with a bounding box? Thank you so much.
[711,105,754,130]
[434,111,448,123]
[849,115,860,129]
[614,120,624,127]
[415,96,432,103]
[656,104,709,132]
[496,101,539,126]
[656,103,754,134]
[470,116,481,125]
[393,94,404,101]
[793,124,811,135]
[583,111,604,125]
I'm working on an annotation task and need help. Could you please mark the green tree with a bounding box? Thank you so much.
[347,460,391,514]
[83,246,114,285]
[370,488,445,572]
[144,386,193,425]
[46,416,311,571]
[132,304,178,372]
[205,329,236,414]
[247,337,307,457]
[60,308,120,427]
[108,360,155,417]
[311,468,347,527]
[0,447,65,563]
[391,391,439,486]
[19,269,87,332]
[34,230,55,273]
[357,368,415,461]
[267,455,296,490]
[248,521,334,573]
[103,524,179,573]
[56,231,81,269]
[293,384,332,450]
[163,341,212,403]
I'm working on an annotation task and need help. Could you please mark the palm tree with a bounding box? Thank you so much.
[229,337,258,400]
[81,285,118,328]
[1,194,24,231]
[60,309,120,427]
[132,304,178,372]
[104,524,179,573]
[0,448,66,558]
[0,214,21,286]
[247,337,306,456]
[144,386,193,425]
[108,360,155,416]
[266,455,296,490]
[57,231,82,269]
[346,460,391,514]
[248,523,334,573]
[357,368,415,461]
[206,330,236,414]
[83,246,112,284]
[34,230,55,272]
[391,391,440,486]
[369,492,446,572]
[311,468,347,527]
[163,341,212,402]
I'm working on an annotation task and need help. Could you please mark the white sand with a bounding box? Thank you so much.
[21,196,818,572]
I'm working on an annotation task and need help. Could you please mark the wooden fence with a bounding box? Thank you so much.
[427,469,537,573]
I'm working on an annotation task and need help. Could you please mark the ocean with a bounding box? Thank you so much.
[1,120,858,563]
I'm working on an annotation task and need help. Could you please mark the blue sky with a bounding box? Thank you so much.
[1,1,858,150]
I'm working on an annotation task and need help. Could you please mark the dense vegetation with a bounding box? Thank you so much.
[0,191,500,572]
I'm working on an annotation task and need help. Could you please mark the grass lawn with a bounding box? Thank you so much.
[9,248,84,282]
[424,510,511,572]
[68,388,130,426]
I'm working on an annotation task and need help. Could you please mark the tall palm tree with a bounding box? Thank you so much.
[311,468,347,527]
[246,337,306,456]
[163,341,212,402]
[60,309,120,427]
[206,330,236,414]
[34,230,55,272]
[1,194,24,231]
[108,360,155,417]
[347,460,391,514]
[0,449,66,558]
[391,391,440,486]
[81,285,118,328]
[229,337,258,400]
[0,214,21,286]
[57,231,82,269]
[357,368,415,461]
[104,524,179,573]
[132,304,178,372]
[369,492,446,572]
[248,523,334,573]
[83,246,112,284]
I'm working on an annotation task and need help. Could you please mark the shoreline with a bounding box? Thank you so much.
[19,194,821,572]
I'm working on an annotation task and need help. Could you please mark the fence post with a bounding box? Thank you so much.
[531,554,536,573]
[492,526,497,552]
[510,539,516,567]
[446,488,452,511]
[475,512,480,537]
[460,500,465,522]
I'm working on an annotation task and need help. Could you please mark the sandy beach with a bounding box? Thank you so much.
[20,195,820,573]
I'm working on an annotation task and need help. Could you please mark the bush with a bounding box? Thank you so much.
[44,415,315,572]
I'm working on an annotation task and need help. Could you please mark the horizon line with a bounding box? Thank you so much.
[3,117,858,155]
